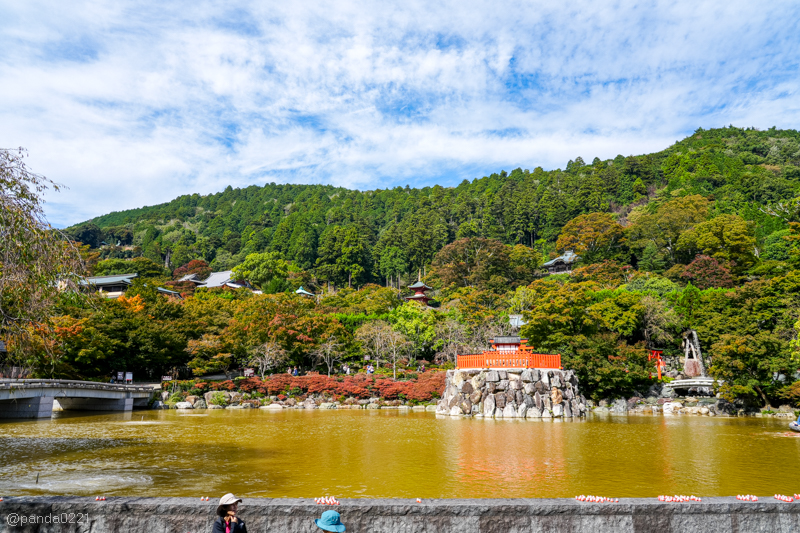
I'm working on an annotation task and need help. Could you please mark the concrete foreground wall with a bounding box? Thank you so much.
[2,497,799,533]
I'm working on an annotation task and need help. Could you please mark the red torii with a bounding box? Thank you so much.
[649,349,666,380]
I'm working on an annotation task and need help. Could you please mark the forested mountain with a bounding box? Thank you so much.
[68,126,800,287]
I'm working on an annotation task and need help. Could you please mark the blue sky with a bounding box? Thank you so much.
[1,1,799,227]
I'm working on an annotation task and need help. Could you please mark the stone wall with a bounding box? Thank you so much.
[2,497,798,533]
[436,368,586,418]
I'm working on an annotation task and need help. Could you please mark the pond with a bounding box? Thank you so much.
[2,409,799,498]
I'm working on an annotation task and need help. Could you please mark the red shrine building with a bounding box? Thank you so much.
[405,280,434,306]
[457,336,561,370]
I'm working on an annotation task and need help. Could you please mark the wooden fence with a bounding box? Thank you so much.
[456,351,561,369]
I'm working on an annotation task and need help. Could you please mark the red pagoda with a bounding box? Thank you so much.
[405,279,434,306]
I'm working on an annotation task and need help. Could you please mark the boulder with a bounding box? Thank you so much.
[527,407,542,418]
[366,403,380,410]
[660,386,678,399]
[448,395,461,409]
[700,407,710,415]
[541,408,552,419]
[494,392,507,409]
[319,403,337,409]
[161,391,170,402]
[186,395,199,405]
[627,397,641,410]
[508,372,521,381]
[483,394,496,417]
[498,370,508,380]
[452,371,466,388]
[459,398,473,415]
[509,379,522,391]
[461,381,474,395]
[303,399,318,410]
[285,397,297,407]
[445,385,458,402]
[449,406,462,416]
[175,402,193,410]
[239,403,253,409]
[425,405,438,412]
[534,392,543,411]
[523,383,535,395]
[503,404,517,418]
[204,391,228,405]
[563,401,572,418]
[469,390,482,404]
[544,397,552,411]
[496,380,509,391]
[151,401,166,409]
[552,404,563,417]
[193,400,207,409]
[485,382,497,394]
[610,399,628,414]
[505,391,516,405]
[520,370,533,382]
[540,372,550,388]
[470,373,486,390]
[534,381,547,394]
[486,371,500,382]
[229,392,244,404]
[530,369,540,382]
[564,387,574,400]
[572,399,580,416]
[663,402,683,415]
[551,375,562,388]
[209,404,225,409]
[517,403,528,418]
[515,390,524,405]
[523,394,535,408]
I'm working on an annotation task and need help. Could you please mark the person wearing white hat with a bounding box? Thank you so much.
[213,493,247,533]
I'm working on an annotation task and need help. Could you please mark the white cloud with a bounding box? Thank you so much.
[0,0,798,226]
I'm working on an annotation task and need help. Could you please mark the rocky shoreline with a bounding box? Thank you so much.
[588,382,799,418]
[152,390,440,411]
[435,368,587,418]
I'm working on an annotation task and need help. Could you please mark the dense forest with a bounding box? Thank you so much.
[44,126,800,406]
[69,126,800,286]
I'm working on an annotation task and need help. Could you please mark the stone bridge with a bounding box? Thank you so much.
[0,379,159,419]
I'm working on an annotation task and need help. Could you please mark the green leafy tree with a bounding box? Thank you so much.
[677,214,756,271]
[95,257,166,278]
[709,332,789,407]
[1,148,85,372]
[389,303,440,359]
[232,251,289,289]
[556,212,625,263]
[316,225,371,287]
[431,237,510,288]
[627,194,710,264]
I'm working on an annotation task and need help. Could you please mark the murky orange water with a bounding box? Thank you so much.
[2,409,798,498]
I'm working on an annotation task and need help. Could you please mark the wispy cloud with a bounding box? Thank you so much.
[1,0,798,226]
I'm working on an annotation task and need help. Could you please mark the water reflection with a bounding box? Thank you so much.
[1,410,797,498]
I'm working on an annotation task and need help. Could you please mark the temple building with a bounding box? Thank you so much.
[542,250,580,275]
[81,273,182,299]
[405,280,434,306]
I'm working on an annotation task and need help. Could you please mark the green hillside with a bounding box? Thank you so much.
[67,126,800,285]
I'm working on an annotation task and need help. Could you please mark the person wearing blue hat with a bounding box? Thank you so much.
[315,510,346,532]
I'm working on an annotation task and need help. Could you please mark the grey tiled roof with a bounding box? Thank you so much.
[197,271,235,288]
[542,250,580,267]
[81,273,138,286]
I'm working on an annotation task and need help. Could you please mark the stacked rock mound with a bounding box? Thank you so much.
[436,368,587,418]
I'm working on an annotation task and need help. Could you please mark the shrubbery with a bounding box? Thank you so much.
[169,372,446,404]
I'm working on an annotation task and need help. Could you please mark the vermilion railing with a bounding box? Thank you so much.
[456,351,561,369]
